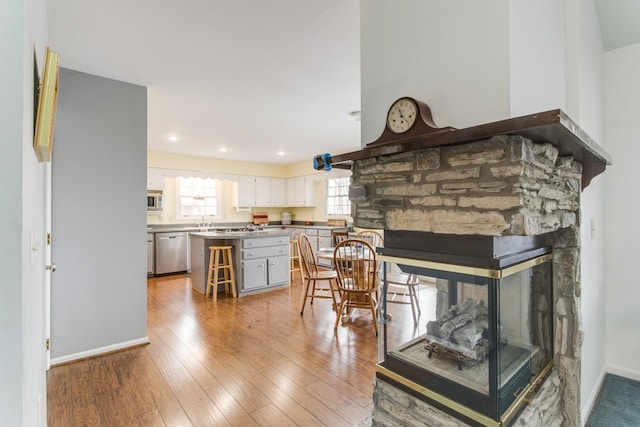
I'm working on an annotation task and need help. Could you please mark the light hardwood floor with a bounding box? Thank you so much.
[47,273,383,426]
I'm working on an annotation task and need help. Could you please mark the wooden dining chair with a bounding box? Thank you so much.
[333,239,379,334]
[383,271,421,325]
[355,229,384,250]
[331,229,349,246]
[298,233,340,316]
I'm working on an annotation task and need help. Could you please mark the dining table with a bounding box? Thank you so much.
[316,243,375,263]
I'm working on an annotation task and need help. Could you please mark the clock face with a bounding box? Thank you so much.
[386,98,418,133]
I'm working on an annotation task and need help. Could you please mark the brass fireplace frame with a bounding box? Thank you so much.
[377,252,554,426]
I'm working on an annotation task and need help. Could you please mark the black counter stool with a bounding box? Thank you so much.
[206,246,236,300]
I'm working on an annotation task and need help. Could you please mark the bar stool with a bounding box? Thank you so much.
[206,246,236,300]
[290,238,302,283]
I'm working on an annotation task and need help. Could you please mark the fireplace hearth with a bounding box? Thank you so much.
[316,101,611,426]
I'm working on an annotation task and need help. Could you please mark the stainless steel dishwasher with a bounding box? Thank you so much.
[155,231,188,274]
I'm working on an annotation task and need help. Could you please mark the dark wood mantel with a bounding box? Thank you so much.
[321,109,612,189]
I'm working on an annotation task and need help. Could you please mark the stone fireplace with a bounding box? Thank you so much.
[316,104,611,426]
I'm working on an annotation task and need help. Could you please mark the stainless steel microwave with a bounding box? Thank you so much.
[147,190,163,212]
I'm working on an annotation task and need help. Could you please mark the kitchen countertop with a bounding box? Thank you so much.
[283,224,350,230]
[148,223,351,233]
[189,229,292,239]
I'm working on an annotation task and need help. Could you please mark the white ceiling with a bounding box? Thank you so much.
[48,1,640,165]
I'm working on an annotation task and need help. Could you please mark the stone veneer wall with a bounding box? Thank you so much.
[350,135,582,236]
[353,136,584,426]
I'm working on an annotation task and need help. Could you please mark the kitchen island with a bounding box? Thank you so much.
[190,229,291,297]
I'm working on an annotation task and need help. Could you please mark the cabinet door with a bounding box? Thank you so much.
[268,255,289,285]
[147,240,154,274]
[242,259,267,290]
[147,168,165,190]
[294,177,315,207]
[286,178,297,206]
[255,177,272,206]
[235,176,256,207]
[318,237,332,251]
[271,178,286,206]
[307,235,319,252]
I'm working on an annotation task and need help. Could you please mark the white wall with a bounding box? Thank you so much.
[603,41,640,381]
[0,2,26,424]
[1,0,49,425]
[361,0,511,145]
[50,69,148,362]
[509,0,567,116]
[564,1,608,420]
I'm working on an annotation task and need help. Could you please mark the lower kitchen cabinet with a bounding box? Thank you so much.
[147,233,154,275]
[286,225,349,267]
[240,236,289,295]
[242,255,289,291]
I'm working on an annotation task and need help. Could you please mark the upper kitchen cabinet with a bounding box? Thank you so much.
[286,176,315,207]
[235,176,288,207]
[233,175,256,207]
[233,175,313,208]
[256,177,286,206]
[147,168,166,190]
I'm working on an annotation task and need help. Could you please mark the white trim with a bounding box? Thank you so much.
[175,177,223,220]
[49,337,150,366]
[606,363,640,382]
[581,366,607,425]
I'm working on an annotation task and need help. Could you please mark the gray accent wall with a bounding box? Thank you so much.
[51,68,147,359]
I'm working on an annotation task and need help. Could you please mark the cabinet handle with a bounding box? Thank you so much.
[248,252,254,257]
[259,264,265,268]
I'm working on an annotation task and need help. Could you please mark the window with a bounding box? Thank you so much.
[326,177,351,215]
[176,177,220,218]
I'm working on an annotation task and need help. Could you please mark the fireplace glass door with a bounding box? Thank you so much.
[377,254,553,425]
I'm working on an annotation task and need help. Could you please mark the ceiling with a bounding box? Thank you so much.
[48,0,640,165]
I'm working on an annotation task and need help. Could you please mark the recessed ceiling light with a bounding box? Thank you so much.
[277,151,285,156]
[219,147,227,152]
[168,135,178,142]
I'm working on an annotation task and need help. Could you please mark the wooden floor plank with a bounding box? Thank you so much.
[47,273,399,426]
[161,366,231,427]
[251,403,299,427]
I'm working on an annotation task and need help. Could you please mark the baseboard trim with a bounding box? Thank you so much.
[50,337,150,366]
[607,364,640,382]
[581,366,608,426]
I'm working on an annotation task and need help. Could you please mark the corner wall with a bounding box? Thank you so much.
[1,0,49,424]
[0,1,27,424]
[603,42,640,381]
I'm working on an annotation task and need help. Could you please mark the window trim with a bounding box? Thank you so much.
[325,176,351,217]
[174,177,223,220]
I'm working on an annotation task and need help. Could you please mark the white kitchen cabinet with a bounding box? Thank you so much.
[255,177,271,206]
[233,175,256,207]
[270,178,286,206]
[286,176,315,206]
[255,177,286,206]
[147,168,165,190]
